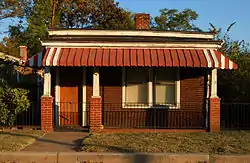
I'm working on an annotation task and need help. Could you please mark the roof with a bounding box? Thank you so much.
[0,52,24,65]
[27,47,238,70]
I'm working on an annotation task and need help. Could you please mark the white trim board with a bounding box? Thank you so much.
[48,30,214,39]
[42,42,221,49]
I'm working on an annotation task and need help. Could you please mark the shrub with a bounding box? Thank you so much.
[0,80,30,126]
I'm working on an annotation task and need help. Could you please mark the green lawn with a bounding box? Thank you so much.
[0,130,45,152]
[82,131,250,154]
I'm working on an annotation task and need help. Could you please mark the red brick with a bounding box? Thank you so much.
[90,97,102,132]
[41,96,54,132]
[135,14,150,30]
[209,97,221,132]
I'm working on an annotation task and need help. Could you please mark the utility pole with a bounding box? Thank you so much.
[51,0,56,28]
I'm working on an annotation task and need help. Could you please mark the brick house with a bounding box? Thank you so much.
[27,14,237,132]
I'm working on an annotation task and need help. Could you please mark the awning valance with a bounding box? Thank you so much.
[27,48,238,69]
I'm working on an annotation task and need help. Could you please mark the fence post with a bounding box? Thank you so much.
[41,96,54,132]
[90,97,103,132]
[209,97,221,132]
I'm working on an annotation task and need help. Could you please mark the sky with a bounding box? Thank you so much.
[0,0,249,43]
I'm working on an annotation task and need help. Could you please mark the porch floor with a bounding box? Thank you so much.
[22,131,88,152]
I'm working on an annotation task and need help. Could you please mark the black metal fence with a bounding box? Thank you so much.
[0,102,40,128]
[221,103,250,130]
[54,102,90,127]
[102,103,206,129]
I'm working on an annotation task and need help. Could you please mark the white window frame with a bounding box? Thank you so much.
[122,67,180,109]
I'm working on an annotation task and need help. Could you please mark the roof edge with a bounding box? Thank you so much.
[41,41,222,49]
[48,29,215,39]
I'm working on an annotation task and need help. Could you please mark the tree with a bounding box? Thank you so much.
[0,0,33,20]
[211,22,250,102]
[0,0,53,56]
[58,0,134,29]
[0,0,134,56]
[152,8,201,31]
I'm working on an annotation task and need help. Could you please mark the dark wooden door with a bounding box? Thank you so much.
[59,68,82,126]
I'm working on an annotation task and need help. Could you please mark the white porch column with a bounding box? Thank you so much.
[82,67,87,126]
[148,68,153,106]
[211,68,218,98]
[93,68,100,97]
[43,67,51,96]
[55,67,60,126]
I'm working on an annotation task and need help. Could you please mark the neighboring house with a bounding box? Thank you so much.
[27,13,237,132]
[0,49,43,102]
[0,51,24,84]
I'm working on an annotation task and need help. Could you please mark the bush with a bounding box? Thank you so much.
[0,80,30,126]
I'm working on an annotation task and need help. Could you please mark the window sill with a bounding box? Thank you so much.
[122,104,180,109]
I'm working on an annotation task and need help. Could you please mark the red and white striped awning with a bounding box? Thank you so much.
[27,48,238,69]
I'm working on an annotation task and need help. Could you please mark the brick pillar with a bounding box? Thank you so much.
[209,97,221,132]
[41,96,54,132]
[90,97,103,132]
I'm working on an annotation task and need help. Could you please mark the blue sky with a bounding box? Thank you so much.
[0,0,249,43]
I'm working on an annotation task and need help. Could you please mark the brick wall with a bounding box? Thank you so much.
[41,96,54,132]
[87,67,206,112]
[85,67,207,129]
[90,97,102,132]
[209,97,221,131]
[180,68,206,110]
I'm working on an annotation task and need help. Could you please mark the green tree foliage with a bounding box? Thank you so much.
[212,23,250,102]
[0,60,30,126]
[152,8,201,31]
[0,81,30,126]
[0,0,53,57]
[0,0,134,56]
[58,0,134,29]
[0,0,33,19]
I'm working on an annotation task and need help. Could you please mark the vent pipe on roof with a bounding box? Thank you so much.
[134,13,150,30]
[19,46,27,61]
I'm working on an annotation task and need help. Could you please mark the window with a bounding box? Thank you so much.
[123,68,180,108]
[155,68,177,106]
[125,68,149,106]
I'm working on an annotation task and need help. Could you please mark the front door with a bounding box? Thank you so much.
[59,68,82,126]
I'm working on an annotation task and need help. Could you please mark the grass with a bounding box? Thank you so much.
[0,129,45,152]
[82,131,250,154]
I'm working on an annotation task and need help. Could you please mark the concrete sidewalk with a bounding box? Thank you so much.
[22,132,88,152]
[1,152,250,163]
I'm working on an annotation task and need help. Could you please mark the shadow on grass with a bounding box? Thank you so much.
[2,131,152,162]
[0,131,85,151]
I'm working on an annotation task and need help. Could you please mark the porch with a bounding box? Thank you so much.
[47,66,210,131]
[55,101,206,130]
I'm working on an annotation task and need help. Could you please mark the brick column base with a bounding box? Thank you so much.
[41,96,54,132]
[90,97,103,132]
[209,97,221,132]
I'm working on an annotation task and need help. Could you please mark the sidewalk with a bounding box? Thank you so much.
[22,131,88,152]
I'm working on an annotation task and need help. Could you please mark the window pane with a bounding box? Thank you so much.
[125,68,149,104]
[155,68,177,105]
[126,83,148,103]
[126,68,149,83]
[155,68,176,82]
[156,84,175,104]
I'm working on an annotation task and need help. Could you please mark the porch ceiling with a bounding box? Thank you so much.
[27,48,238,69]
